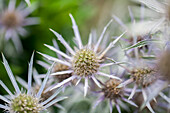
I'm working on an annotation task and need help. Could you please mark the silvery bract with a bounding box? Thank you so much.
[0,0,39,52]
[0,53,67,113]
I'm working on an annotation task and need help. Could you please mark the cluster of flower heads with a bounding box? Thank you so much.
[0,0,170,113]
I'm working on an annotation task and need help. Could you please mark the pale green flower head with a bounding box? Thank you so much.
[0,53,67,113]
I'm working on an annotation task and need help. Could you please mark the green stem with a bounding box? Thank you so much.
[0,30,5,52]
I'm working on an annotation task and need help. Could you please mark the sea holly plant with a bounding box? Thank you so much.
[140,49,170,111]
[0,0,39,52]
[38,14,126,96]
[0,53,67,113]
[94,78,138,113]
[0,0,169,113]
[114,48,159,113]
[16,69,66,111]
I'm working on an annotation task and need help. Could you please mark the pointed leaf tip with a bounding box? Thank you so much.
[69,13,73,17]
[49,28,53,31]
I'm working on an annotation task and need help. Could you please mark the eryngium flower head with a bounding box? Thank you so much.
[102,79,123,99]
[115,58,158,113]
[38,14,126,96]
[73,49,100,77]
[0,0,39,52]
[0,53,67,112]
[10,93,42,113]
[131,67,157,87]
[117,66,157,112]
[94,79,138,113]
[1,10,23,29]
[16,68,66,111]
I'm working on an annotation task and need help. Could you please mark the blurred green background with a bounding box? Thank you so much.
[0,0,134,112]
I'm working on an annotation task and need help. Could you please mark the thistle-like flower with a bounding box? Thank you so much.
[38,14,126,96]
[16,68,66,111]
[140,49,170,110]
[0,53,67,113]
[130,67,157,87]
[114,7,162,111]
[0,0,39,52]
[116,59,158,113]
[94,78,138,113]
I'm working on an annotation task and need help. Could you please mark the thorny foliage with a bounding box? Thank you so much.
[0,0,170,113]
